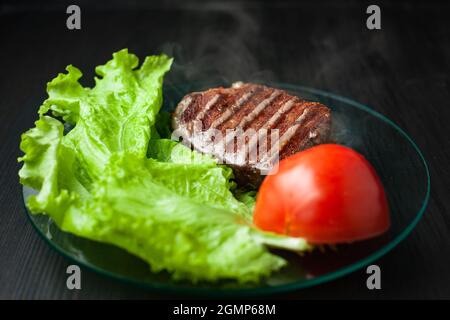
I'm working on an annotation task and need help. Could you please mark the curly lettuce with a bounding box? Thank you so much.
[18,49,294,283]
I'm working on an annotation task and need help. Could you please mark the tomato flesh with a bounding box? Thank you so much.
[253,144,390,244]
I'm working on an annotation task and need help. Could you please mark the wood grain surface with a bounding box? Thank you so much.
[0,0,449,299]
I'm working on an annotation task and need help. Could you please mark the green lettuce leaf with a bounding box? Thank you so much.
[39,49,172,190]
[19,121,285,282]
[18,49,288,283]
[79,153,285,282]
[148,138,217,165]
[18,116,86,224]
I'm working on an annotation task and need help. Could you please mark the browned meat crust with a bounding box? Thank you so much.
[172,82,331,187]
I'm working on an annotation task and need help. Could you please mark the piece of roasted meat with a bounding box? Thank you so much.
[172,82,332,187]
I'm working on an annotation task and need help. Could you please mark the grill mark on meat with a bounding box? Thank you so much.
[242,95,295,161]
[222,90,282,149]
[203,84,251,130]
[195,94,221,123]
[181,93,203,123]
[263,98,297,129]
[278,108,311,149]
[218,86,270,131]
[174,96,193,122]
[275,101,320,138]
[245,94,292,131]
[243,104,311,166]
[209,86,257,130]
[245,97,297,160]
[279,111,331,159]
[236,90,282,129]
[262,107,311,165]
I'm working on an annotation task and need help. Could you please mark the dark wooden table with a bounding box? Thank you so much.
[1,0,449,299]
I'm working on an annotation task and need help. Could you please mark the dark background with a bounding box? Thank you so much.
[1,0,449,299]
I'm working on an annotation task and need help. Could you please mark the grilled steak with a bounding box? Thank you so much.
[172,82,331,187]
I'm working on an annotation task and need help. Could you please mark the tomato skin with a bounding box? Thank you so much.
[253,144,390,244]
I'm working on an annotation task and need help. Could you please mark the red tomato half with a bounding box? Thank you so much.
[253,144,390,244]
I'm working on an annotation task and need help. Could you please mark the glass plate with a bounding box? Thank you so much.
[22,82,430,297]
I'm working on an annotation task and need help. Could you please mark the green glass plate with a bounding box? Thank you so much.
[22,82,430,297]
